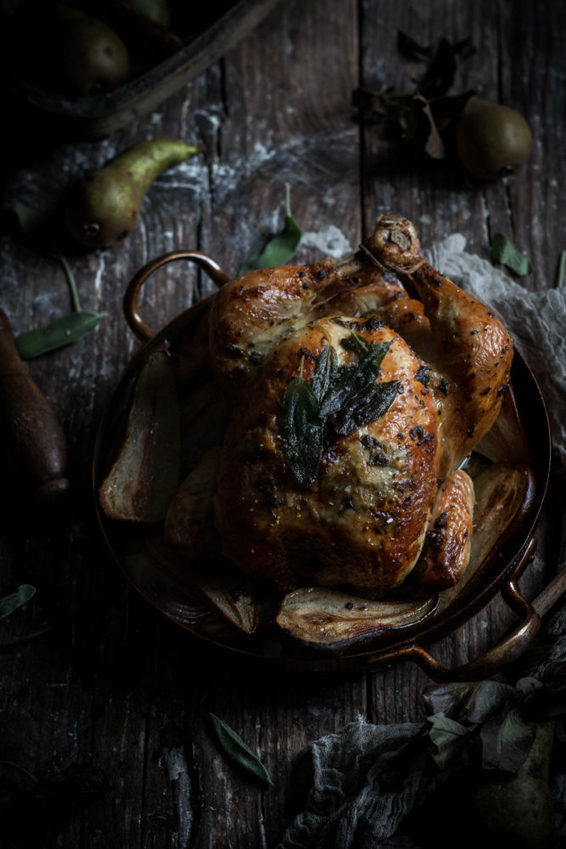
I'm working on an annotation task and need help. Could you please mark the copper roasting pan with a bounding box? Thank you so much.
[93,250,558,680]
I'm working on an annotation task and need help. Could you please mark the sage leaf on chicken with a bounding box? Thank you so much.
[319,334,393,418]
[333,379,400,436]
[280,334,398,485]
[209,713,272,786]
[280,374,323,488]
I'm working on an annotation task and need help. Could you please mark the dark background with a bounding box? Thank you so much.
[0,1,564,846]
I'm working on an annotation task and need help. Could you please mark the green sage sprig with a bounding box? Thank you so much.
[0,584,36,620]
[280,332,399,487]
[239,184,302,274]
[280,365,324,489]
[490,233,532,276]
[209,713,272,786]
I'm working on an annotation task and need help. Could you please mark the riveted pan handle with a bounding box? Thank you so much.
[123,250,231,342]
[371,536,566,681]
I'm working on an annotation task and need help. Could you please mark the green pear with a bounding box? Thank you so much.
[456,97,533,180]
[56,7,131,96]
[471,719,556,848]
[64,138,202,248]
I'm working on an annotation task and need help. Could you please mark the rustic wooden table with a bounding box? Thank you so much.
[1,1,565,846]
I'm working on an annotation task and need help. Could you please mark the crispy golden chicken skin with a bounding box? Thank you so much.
[208,214,513,597]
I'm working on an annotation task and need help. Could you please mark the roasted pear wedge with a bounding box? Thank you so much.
[147,533,259,635]
[164,446,220,560]
[471,462,535,567]
[439,462,535,609]
[99,348,180,522]
[276,587,437,648]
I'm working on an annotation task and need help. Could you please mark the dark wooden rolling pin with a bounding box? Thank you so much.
[0,309,69,504]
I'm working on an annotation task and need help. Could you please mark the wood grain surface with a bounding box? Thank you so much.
[0,1,564,847]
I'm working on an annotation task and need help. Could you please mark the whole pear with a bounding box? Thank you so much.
[64,139,202,248]
[470,719,555,848]
[456,97,533,180]
[57,8,131,96]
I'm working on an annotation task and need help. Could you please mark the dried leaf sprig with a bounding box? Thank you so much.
[353,31,476,160]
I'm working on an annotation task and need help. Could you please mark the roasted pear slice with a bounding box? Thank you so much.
[470,463,535,567]
[165,446,220,560]
[439,462,535,609]
[178,387,229,479]
[276,588,437,647]
[147,533,258,635]
[99,348,180,522]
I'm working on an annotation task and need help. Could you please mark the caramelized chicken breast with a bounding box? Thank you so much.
[208,214,513,597]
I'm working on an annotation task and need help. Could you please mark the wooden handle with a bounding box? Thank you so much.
[0,310,69,504]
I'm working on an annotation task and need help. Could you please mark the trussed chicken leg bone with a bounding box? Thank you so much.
[366,213,514,473]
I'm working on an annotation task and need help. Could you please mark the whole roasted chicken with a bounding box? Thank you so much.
[207,213,513,599]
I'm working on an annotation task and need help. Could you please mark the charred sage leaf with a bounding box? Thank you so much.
[311,346,338,404]
[0,584,36,619]
[280,375,323,488]
[490,233,532,276]
[209,713,272,786]
[16,311,106,359]
[333,380,401,436]
[320,336,394,418]
[280,335,398,484]
[239,184,301,274]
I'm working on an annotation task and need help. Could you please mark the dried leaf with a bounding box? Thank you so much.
[423,679,515,724]
[0,584,36,619]
[427,713,470,768]
[480,706,537,774]
[209,713,272,785]
[397,32,476,98]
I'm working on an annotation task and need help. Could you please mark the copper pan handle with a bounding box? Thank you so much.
[371,536,566,681]
[123,250,231,342]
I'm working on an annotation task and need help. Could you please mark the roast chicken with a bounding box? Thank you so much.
[207,213,513,599]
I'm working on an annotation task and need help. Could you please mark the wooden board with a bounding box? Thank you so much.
[0,1,564,846]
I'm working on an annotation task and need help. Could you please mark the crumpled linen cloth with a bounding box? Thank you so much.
[277,235,566,849]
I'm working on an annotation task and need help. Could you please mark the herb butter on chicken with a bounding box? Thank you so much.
[209,213,513,598]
